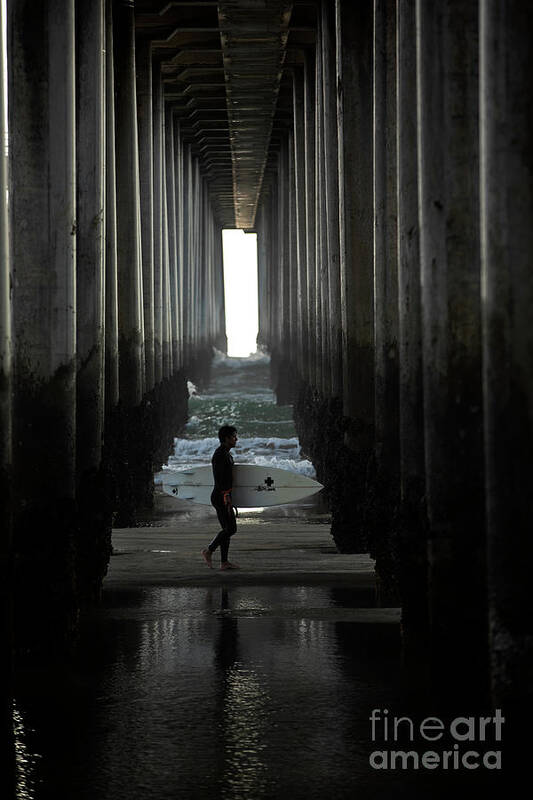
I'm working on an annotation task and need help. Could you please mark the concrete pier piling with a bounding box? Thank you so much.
[417,0,487,706]
[113,0,144,410]
[113,0,150,522]
[4,0,225,657]
[105,0,120,415]
[9,0,78,649]
[136,36,155,393]
[396,0,428,648]
[2,0,531,728]
[256,0,531,716]
[336,0,374,554]
[152,63,164,387]
[75,0,109,604]
[371,0,400,603]
[1,0,14,784]
[480,0,533,724]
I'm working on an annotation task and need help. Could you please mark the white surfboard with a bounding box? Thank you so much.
[161,464,323,507]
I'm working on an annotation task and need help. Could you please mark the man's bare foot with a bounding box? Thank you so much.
[201,548,213,569]
[220,561,240,570]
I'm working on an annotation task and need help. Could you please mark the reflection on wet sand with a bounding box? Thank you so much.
[12,583,505,799]
[13,584,402,799]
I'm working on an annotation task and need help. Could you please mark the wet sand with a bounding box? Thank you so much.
[13,492,505,800]
[107,491,398,621]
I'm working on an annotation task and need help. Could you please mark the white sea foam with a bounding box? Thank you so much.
[155,434,315,483]
[187,390,276,404]
[212,348,270,368]
[251,456,316,477]
[172,435,302,460]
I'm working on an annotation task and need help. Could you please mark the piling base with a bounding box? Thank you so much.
[109,370,189,528]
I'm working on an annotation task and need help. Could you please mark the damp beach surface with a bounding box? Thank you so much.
[13,355,508,799]
[14,521,507,800]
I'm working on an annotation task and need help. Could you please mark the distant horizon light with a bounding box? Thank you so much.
[222,229,259,357]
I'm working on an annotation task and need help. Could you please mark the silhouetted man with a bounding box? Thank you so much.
[202,425,240,570]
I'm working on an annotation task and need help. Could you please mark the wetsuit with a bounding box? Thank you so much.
[207,444,237,562]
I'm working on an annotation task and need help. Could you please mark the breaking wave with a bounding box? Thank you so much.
[156,435,315,482]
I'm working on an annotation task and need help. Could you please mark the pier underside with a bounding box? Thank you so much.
[1,0,532,788]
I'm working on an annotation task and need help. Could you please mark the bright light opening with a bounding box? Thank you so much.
[222,229,259,357]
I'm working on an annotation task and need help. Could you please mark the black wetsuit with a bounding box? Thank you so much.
[208,444,237,562]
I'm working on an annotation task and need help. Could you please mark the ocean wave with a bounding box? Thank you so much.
[159,435,315,478]
[186,392,277,405]
[251,456,316,477]
[212,348,270,368]
[172,435,301,457]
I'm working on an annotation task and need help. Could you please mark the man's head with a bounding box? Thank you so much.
[218,425,238,448]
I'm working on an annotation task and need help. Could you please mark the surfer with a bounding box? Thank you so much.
[202,425,240,570]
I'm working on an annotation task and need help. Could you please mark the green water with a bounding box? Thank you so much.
[167,353,311,475]
[186,394,296,440]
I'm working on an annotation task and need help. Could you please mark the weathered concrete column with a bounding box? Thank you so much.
[303,49,317,388]
[417,0,487,708]
[395,0,428,649]
[208,200,215,353]
[136,37,155,392]
[321,0,342,401]
[372,0,400,602]
[198,181,207,354]
[205,206,213,348]
[294,10,350,531]
[189,159,197,359]
[165,103,179,372]
[190,152,199,368]
[0,0,11,552]
[274,167,281,360]
[196,179,204,356]
[152,63,163,385]
[181,145,192,366]
[273,140,293,403]
[268,179,280,365]
[9,0,77,648]
[75,0,109,602]
[282,137,292,397]
[212,216,219,349]
[314,38,327,397]
[214,223,227,353]
[174,119,185,369]
[202,191,213,371]
[0,0,11,516]
[1,0,14,781]
[290,68,308,380]
[287,129,298,370]
[105,0,119,413]
[256,201,269,351]
[112,0,158,525]
[113,0,144,408]
[162,153,172,379]
[152,64,164,386]
[203,191,211,363]
[192,159,201,360]
[335,0,374,551]
[480,0,533,721]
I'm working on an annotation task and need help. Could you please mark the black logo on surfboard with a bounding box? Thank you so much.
[254,477,276,492]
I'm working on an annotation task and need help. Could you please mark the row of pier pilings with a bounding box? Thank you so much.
[258,0,533,725]
[0,0,227,710]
